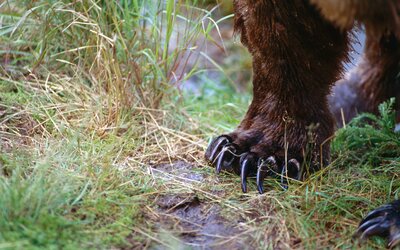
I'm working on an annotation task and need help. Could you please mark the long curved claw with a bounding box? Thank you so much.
[356,200,400,248]
[359,219,390,240]
[205,135,232,163]
[280,158,301,189]
[357,217,386,235]
[256,156,277,194]
[240,157,251,193]
[240,153,257,193]
[215,143,237,173]
[360,204,393,224]
[288,159,301,179]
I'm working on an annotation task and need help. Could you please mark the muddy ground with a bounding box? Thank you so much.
[150,161,254,249]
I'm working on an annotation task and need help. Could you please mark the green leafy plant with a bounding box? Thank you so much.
[332,98,400,167]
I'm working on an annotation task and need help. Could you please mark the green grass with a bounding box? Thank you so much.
[1,0,400,249]
[1,0,213,248]
[0,153,87,249]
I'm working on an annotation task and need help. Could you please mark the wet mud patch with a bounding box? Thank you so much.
[155,193,249,249]
[151,161,252,249]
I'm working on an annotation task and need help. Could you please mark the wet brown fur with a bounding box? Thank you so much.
[230,0,400,169]
[330,32,400,125]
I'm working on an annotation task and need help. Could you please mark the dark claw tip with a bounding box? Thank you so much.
[280,158,301,189]
[216,151,224,174]
[355,200,400,248]
[240,158,249,193]
[205,135,232,163]
[288,159,301,180]
[216,144,237,174]
[256,156,276,194]
[240,153,258,193]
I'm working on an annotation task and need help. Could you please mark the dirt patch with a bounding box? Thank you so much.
[153,161,205,182]
[151,161,252,249]
[0,104,40,152]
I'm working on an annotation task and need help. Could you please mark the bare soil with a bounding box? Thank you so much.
[152,161,252,249]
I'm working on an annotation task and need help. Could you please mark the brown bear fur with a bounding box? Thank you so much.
[225,0,399,170]
[204,1,400,243]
